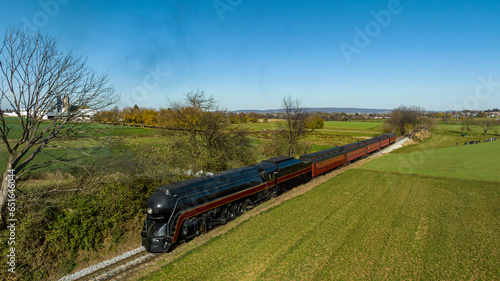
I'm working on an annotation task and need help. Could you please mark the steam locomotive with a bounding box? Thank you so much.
[141,133,396,253]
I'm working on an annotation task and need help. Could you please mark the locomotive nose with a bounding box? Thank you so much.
[147,190,173,219]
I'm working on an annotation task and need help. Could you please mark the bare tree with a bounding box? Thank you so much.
[461,116,474,134]
[478,119,498,137]
[0,27,117,219]
[275,95,308,157]
[382,105,433,136]
[168,90,254,171]
[168,90,218,159]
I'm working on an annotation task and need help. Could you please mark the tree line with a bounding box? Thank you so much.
[93,102,326,132]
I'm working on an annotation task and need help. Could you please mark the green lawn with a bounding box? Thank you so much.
[323,120,382,130]
[239,120,382,134]
[241,120,384,152]
[363,138,500,182]
[433,120,499,137]
[237,121,278,131]
[143,169,499,280]
[1,117,160,140]
[320,121,383,137]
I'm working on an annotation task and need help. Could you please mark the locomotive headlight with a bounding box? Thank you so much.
[147,208,153,215]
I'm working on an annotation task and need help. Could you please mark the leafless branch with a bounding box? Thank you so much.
[0,26,119,218]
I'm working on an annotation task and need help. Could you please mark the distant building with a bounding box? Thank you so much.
[3,109,54,119]
[2,107,96,121]
[3,110,27,117]
[488,111,499,118]
[77,109,97,120]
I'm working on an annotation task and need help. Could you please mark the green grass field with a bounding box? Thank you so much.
[140,122,499,280]
[433,120,499,136]
[364,137,500,182]
[238,120,382,134]
[0,117,163,174]
[143,169,499,280]
[242,120,384,153]
[323,120,382,130]
[0,117,160,140]
[319,120,383,137]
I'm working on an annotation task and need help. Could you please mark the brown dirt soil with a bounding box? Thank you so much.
[403,139,417,146]
[128,155,383,280]
[413,130,431,141]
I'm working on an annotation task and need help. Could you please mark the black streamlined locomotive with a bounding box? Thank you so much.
[142,133,396,253]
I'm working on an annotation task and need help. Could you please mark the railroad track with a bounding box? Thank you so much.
[395,134,410,143]
[59,247,163,281]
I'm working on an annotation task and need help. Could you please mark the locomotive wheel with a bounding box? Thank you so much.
[220,207,229,224]
[271,189,278,198]
[228,206,237,220]
[244,199,253,211]
[181,222,188,238]
[237,202,246,215]
[198,220,206,234]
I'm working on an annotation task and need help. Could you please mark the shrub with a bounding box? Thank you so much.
[0,176,160,280]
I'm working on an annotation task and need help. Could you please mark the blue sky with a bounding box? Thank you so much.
[1,0,499,111]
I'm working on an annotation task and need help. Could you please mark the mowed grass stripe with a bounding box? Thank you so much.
[363,139,500,182]
[144,170,499,280]
[259,172,411,280]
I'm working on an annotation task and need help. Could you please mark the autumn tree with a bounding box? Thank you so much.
[441,112,452,123]
[0,27,117,219]
[93,106,120,124]
[237,112,247,123]
[247,112,258,123]
[142,109,159,126]
[93,110,111,123]
[305,114,324,132]
[228,114,237,123]
[157,108,174,128]
[121,105,143,125]
[433,112,444,119]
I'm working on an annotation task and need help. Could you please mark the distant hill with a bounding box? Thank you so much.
[232,107,391,114]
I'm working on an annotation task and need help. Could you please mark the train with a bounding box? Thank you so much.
[141,133,396,253]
